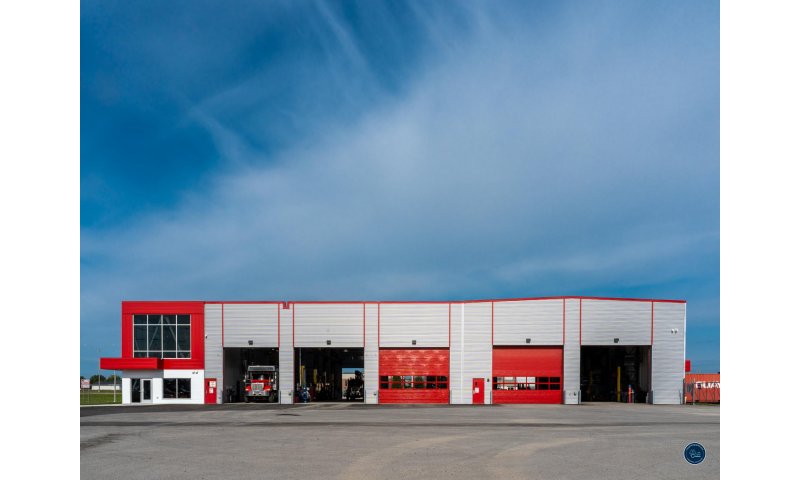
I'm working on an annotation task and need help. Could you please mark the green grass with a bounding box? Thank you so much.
[80,391,122,405]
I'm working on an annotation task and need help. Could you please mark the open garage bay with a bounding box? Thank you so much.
[81,403,719,479]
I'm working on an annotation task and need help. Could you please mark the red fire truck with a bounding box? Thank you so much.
[244,365,278,403]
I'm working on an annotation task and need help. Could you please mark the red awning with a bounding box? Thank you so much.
[100,357,161,370]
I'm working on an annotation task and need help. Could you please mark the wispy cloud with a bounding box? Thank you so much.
[81,1,719,371]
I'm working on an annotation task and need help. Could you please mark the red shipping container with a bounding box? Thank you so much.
[684,373,720,403]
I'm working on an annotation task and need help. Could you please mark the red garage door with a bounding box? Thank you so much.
[492,347,562,404]
[379,348,449,404]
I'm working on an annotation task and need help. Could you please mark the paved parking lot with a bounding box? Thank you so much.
[81,403,719,480]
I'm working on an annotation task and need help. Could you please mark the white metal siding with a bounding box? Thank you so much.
[204,303,223,404]
[652,302,686,404]
[223,304,279,348]
[365,304,378,404]
[563,299,580,404]
[581,300,651,345]
[449,303,462,404]
[449,302,491,404]
[379,303,449,348]
[493,299,563,346]
[279,304,294,403]
[294,303,363,347]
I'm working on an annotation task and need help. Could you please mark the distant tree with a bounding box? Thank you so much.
[80,375,85,380]
[106,374,121,384]
[89,374,106,384]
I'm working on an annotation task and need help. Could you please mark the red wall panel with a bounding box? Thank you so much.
[379,348,449,404]
[492,347,562,404]
[119,301,205,371]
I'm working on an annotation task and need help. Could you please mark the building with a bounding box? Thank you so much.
[99,296,686,405]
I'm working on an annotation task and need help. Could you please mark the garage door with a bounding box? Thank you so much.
[492,347,562,404]
[379,348,449,404]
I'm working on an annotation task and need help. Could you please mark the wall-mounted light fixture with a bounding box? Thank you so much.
[326,340,331,345]
[613,338,619,344]
[248,340,253,346]
[411,339,417,345]
[525,338,531,344]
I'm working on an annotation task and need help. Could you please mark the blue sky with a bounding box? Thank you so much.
[81,1,719,377]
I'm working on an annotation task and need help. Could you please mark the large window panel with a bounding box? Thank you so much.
[163,325,177,351]
[177,325,191,351]
[134,325,147,351]
[163,378,192,399]
[148,324,162,351]
[133,314,191,359]
[178,379,191,398]
[163,379,177,398]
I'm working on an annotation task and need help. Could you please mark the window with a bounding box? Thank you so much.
[163,378,192,399]
[134,314,191,358]
[379,375,448,389]
[492,376,561,391]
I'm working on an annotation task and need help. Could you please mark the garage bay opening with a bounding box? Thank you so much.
[295,348,364,402]
[580,346,651,403]
[223,348,279,403]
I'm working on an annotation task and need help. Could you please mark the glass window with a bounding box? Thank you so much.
[148,324,162,351]
[437,376,448,389]
[132,314,191,358]
[403,376,413,389]
[134,325,147,351]
[146,326,158,350]
[163,325,177,351]
[177,325,191,351]
[163,379,177,398]
[391,376,402,389]
[413,376,424,389]
[178,379,191,398]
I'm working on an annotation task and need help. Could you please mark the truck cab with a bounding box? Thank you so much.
[244,365,278,403]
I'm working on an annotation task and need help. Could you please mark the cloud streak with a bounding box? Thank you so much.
[81,1,719,371]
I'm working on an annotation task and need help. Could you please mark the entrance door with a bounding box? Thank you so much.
[141,379,152,403]
[472,378,484,404]
[205,378,217,404]
[131,379,141,403]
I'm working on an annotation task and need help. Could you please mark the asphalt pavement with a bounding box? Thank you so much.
[81,402,720,480]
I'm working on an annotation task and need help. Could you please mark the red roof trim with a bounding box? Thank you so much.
[132,296,686,305]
